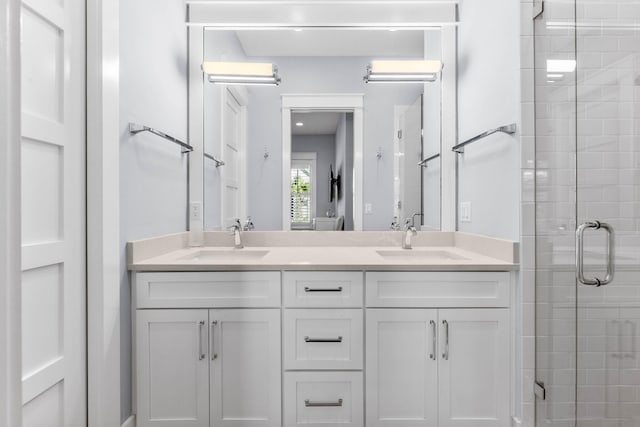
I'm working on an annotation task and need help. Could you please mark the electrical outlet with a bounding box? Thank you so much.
[365,203,373,214]
[190,202,203,221]
[460,202,471,223]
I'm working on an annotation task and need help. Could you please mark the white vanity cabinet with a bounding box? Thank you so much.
[134,272,282,427]
[133,269,514,427]
[365,272,512,427]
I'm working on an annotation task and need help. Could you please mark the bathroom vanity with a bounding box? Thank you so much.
[128,232,518,427]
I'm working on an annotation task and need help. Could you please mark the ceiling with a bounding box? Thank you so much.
[235,29,426,57]
[291,112,343,135]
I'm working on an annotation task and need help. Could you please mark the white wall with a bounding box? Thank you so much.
[119,0,188,422]
[456,0,520,240]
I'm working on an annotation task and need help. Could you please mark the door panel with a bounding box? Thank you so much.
[136,310,209,427]
[20,0,86,424]
[395,95,423,223]
[209,309,281,427]
[366,309,438,427]
[438,309,510,427]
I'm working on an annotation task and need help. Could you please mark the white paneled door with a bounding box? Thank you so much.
[221,87,247,229]
[20,0,86,424]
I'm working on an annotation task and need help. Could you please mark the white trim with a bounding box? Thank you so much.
[187,1,458,28]
[281,94,364,230]
[86,0,121,425]
[0,0,22,425]
[122,414,136,427]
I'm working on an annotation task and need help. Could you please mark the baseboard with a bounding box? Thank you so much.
[121,415,135,427]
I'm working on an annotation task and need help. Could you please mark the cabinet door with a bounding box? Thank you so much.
[136,310,209,427]
[209,309,281,427]
[366,309,438,427]
[438,309,510,427]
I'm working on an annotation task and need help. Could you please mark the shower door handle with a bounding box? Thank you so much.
[576,220,615,287]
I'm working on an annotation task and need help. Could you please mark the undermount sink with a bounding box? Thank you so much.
[376,249,470,261]
[179,249,270,262]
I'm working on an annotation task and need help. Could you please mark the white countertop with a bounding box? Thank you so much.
[127,231,519,272]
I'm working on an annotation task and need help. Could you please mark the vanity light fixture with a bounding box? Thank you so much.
[364,60,443,83]
[202,61,281,86]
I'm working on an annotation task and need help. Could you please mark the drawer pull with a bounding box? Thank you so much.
[304,336,343,343]
[304,286,343,293]
[305,398,343,407]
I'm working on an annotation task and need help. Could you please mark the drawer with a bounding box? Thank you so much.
[134,271,281,308]
[283,309,363,370]
[284,372,363,427]
[283,271,363,308]
[366,271,511,308]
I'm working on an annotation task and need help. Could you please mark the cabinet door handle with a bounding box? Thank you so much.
[211,320,218,360]
[198,321,206,360]
[305,398,343,407]
[304,286,343,292]
[429,320,436,360]
[304,336,343,343]
[442,320,449,360]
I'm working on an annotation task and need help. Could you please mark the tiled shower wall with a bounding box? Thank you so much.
[529,1,640,426]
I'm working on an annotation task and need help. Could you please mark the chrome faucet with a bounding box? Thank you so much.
[243,216,255,231]
[229,219,243,249]
[402,218,417,250]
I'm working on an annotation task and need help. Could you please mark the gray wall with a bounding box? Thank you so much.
[119,0,188,422]
[245,56,423,230]
[292,134,336,218]
[456,0,520,240]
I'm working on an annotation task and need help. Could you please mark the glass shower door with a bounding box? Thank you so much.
[575,1,640,425]
[535,1,640,426]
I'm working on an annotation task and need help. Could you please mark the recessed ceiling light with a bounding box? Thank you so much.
[294,28,303,32]
[295,122,304,127]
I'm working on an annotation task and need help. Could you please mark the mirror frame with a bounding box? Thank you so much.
[187,1,458,234]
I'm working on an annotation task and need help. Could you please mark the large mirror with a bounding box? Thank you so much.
[188,4,456,232]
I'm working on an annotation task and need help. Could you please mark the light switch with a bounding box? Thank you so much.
[460,202,471,223]
[190,202,203,221]
[365,203,373,214]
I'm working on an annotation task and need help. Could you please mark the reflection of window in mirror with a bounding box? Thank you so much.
[290,153,316,230]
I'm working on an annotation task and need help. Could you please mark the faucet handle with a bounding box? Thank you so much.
[390,216,400,231]
[228,218,242,232]
[243,216,255,231]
